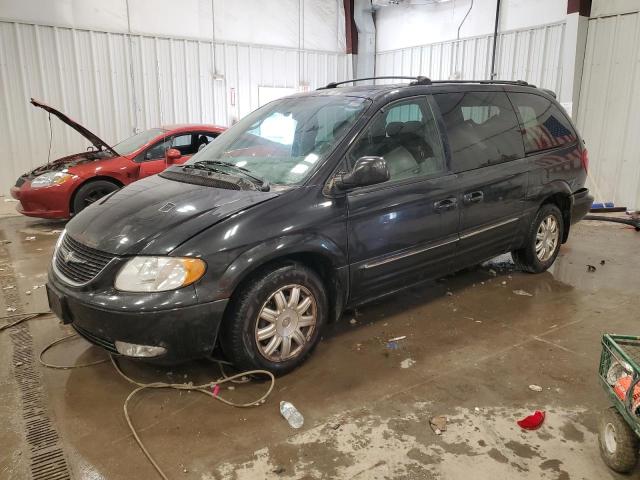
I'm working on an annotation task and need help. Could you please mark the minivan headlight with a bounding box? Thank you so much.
[31,171,73,188]
[115,256,206,292]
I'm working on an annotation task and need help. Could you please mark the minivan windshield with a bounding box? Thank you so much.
[113,128,165,156]
[186,96,371,185]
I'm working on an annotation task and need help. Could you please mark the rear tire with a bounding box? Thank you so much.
[512,204,563,273]
[72,180,120,215]
[220,262,327,375]
[598,407,639,473]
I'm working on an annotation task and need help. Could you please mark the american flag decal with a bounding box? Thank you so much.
[526,115,576,151]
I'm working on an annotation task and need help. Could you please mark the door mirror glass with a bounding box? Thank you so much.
[166,148,181,163]
[336,156,390,189]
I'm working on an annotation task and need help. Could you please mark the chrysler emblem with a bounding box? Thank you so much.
[63,250,84,265]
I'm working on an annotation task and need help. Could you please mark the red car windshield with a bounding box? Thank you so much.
[113,128,166,156]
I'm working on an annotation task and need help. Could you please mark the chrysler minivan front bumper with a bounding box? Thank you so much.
[46,269,228,363]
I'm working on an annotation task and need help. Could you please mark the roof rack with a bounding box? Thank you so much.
[429,79,536,87]
[319,76,432,89]
[319,77,536,90]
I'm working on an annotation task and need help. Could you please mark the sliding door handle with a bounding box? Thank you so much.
[433,197,458,212]
[463,191,484,204]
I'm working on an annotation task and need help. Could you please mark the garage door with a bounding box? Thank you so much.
[576,9,640,210]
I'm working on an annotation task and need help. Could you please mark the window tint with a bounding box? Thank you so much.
[508,93,577,154]
[434,91,524,172]
[461,105,499,123]
[348,97,446,182]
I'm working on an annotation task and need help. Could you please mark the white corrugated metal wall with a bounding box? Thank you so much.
[576,10,640,210]
[374,22,566,98]
[0,20,352,194]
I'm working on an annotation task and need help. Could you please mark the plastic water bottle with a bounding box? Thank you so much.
[280,401,304,429]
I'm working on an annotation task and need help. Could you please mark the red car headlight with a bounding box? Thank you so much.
[31,172,74,188]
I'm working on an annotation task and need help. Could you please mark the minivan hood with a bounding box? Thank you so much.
[66,175,280,255]
[31,98,119,156]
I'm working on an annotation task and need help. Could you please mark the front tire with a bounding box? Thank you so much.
[512,204,563,273]
[220,262,327,375]
[598,407,639,473]
[72,180,120,215]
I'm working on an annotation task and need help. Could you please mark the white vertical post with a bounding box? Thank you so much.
[560,12,589,117]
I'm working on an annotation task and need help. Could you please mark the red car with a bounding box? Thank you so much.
[11,99,225,219]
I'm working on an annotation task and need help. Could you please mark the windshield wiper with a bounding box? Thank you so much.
[191,160,270,191]
[183,162,229,176]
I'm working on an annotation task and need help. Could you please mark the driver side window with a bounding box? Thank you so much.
[347,97,446,183]
[141,137,173,161]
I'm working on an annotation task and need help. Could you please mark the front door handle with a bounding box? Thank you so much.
[433,197,458,212]
[463,191,484,204]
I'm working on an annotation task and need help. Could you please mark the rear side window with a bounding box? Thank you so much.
[508,93,577,154]
[434,91,524,172]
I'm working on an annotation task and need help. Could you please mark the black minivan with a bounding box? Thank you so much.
[46,77,593,374]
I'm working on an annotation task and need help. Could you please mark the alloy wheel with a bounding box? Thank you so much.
[535,214,559,262]
[254,284,317,362]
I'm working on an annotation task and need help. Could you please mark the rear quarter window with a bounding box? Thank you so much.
[434,91,524,172]
[507,92,577,154]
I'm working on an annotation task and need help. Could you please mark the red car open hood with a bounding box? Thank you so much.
[31,98,119,156]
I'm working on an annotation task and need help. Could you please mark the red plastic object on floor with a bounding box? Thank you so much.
[517,410,545,430]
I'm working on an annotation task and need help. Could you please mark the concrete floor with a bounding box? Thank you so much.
[1,202,639,479]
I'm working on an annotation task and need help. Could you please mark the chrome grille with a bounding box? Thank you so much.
[54,234,115,285]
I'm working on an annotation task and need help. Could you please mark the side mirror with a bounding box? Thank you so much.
[165,148,181,163]
[335,156,390,190]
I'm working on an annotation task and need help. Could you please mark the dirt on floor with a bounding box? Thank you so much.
[0,211,639,480]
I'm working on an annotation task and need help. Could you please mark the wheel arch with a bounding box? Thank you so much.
[220,236,348,325]
[536,181,573,243]
[540,193,572,243]
[69,176,124,215]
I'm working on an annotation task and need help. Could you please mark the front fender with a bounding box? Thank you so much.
[214,233,347,300]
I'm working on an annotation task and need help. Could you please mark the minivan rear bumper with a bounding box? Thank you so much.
[570,188,593,224]
[46,273,228,363]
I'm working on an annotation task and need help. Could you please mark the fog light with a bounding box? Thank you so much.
[115,341,167,358]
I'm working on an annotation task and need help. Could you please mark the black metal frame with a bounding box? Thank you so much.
[319,76,535,90]
[320,76,433,89]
